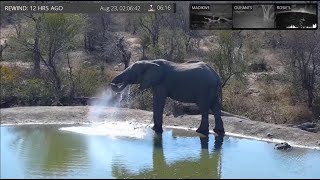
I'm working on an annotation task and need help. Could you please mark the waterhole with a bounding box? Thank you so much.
[1,123,319,179]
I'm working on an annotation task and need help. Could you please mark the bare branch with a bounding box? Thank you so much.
[139,16,152,35]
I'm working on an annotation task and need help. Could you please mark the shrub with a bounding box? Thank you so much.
[257,73,288,85]
[146,28,187,62]
[2,37,33,62]
[312,96,320,121]
[0,65,22,97]
[128,84,153,111]
[224,90,313,124]
[18,78,51,98]
[16,78,52,105]
[222,77,313,124]
[279,104,313,124]
[260,84,280,102]
[247,36,263,54]
[73,64,112,97]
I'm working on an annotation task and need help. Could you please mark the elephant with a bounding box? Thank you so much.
[110,59,225,136]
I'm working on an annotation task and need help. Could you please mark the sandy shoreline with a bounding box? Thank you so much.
[1,106,320,150]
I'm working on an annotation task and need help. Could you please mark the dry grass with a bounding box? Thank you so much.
[223,76,313,125]
[224,93,312,124]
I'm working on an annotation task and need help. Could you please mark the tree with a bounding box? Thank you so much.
[84,13,123,65]
[139,33,151,59]
[137,5,192,62]
[84,13,114,51]
[116,37,131,69]
[284,31,320,109]
[138,14,164,48]
[24,13,41,78]
[0,40,8,61]
[206,31,246,88]
[39,14,86,104]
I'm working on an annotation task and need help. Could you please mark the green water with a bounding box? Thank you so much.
[1,125,320,179]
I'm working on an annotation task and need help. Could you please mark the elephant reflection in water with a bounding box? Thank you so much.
[112,133,224,179]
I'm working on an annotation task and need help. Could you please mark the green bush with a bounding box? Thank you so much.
[18,78,51,98]
[128,84,153,111]
[1,65,54,105]
[16,78,52,105]
[73,64,112,97]
[146,28,187,62]
[0,65,22,97]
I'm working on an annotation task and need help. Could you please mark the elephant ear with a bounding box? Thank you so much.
[139,63,163,90]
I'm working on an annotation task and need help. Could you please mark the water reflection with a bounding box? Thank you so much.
[1,125,89,178]
[200,135,224,150]
[112,131,224,179]
[2,125,320,179]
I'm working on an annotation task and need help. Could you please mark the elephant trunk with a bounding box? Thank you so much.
[110,73,128,92]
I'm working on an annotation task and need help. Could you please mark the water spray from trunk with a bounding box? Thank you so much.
[87,86,131,124]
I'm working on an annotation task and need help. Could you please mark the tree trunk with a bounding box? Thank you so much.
[101,14,106,39]
[185,36,191,51]
[167,37,174,61]
[67,54,75,99]
[142,46,146,59]
[0,41,8,61]
[0,46,2,60]
[14,23,21,38]
[117,37,131,69]
[132,24,137,35]
[33,18,41,78]
[84,34,88,50]
[307,89,313,108]
[53,73,62,105]
[152,34,157,48]
[124,52,131,69]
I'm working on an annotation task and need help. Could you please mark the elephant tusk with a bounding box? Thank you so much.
[110,82,127,92]
[110,82,124,87]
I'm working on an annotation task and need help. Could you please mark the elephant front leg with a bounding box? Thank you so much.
[196,102,210,136]
[196,111,210,136]
[152,88,167,133]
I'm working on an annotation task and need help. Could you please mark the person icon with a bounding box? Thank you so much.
[148,4,155,12]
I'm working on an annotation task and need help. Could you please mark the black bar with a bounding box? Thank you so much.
[1,2,176,13]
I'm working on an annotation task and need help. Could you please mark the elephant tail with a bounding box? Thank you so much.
[217,78,222,108]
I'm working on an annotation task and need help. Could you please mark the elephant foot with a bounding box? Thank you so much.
[196,128,209,136]
[213,128,225,136]
[152,125,163,134]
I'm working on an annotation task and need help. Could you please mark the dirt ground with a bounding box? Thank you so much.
[1,106,319,150]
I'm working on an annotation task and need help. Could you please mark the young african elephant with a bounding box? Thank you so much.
[110,59,225,136]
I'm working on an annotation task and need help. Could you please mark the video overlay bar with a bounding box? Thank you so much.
[190,3,318,30]
[1,3,176,14]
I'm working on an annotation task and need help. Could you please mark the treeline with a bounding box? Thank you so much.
[1,1,320,124]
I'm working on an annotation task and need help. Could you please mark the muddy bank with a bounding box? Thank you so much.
[1,106,320,149]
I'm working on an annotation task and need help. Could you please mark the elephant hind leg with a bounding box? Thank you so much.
[211,96,225,136]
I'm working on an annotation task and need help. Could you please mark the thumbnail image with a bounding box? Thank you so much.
[190,4,232,30]
[275,4,317,29]
[233,4,275,29]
